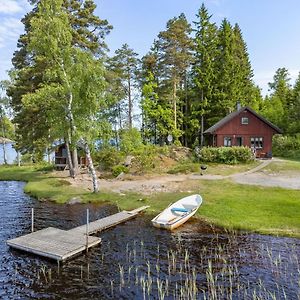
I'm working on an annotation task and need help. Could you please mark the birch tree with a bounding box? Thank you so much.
[22,0,105,192]
[8,0,111,167]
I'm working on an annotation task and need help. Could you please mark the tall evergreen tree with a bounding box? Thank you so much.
[192,4,218,146]
[214,19,236,116]
[157,13,193,142]
[290,72,300,133]
[262,68,292,131]
[108,44,139,130]
[232,24,255,104]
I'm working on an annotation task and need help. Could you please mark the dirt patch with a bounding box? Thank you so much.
[61,159,300,194]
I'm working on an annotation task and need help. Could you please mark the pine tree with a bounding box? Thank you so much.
[262,68,292,131]
[288,72,300,133]
[214,19,236,116]
[232,24,255,105]
[192,3,218,146]
[108,44,139,130]
[157,13,193,142]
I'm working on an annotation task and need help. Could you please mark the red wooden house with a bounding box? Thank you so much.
[204,106,283,158]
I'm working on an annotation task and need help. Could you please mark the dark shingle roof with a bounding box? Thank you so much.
[204,106,283,134]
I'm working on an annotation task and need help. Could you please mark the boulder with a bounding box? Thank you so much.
[67,197,82,205]
[123,155,135,167]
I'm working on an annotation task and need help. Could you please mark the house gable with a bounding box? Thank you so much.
[204,106,282,135]
[203,106,283,158]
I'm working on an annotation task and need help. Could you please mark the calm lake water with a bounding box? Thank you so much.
[0,143,17,165]
[0,181,299,299]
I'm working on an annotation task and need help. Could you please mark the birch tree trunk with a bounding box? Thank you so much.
[61,62,77,178]
[72,148,79,176]
[65,137,75,178]
[83,140,99,193]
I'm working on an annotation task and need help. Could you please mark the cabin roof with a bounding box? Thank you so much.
[204,106,283,134]
[52,140,85,150]
[0,137,14,144]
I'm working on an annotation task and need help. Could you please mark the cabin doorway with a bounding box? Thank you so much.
[236,137,243,146]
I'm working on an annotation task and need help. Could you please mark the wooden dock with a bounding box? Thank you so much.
[7,206,149,262]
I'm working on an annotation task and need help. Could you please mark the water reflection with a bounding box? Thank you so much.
[0,181,299,299]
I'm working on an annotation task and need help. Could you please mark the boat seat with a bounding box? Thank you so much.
[171,207,189,213]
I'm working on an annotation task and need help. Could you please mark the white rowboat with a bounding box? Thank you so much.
[151,194,203,230]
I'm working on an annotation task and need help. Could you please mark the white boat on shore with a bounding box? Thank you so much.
[151,194,203,230]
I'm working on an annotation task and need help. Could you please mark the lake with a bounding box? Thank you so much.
[0,181,299,299]
[0,143,17,164]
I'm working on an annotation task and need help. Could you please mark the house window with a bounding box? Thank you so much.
[224,137,232,147]
[241,117,249,124]
[251,137,263,149]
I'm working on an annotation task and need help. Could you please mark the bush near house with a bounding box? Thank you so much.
[197,146,254,164]
[272,135,300,160]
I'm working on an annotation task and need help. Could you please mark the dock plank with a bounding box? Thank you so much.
[7,227,101,261]
[69,211,137,235]
[7,206,149,262]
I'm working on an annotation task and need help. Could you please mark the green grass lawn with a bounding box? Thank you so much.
[166,160,261,176]
[262,158,300,173]
[0,164,299,238]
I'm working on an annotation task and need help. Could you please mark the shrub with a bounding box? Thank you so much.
[93,147,122,171]
[197,146,253,164]
[130,144,158,172]
[120,128,143,154]
[111,165,129,177]
[273,135,300,159]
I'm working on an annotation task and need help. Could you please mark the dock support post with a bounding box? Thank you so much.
[31,208,34,233]
[86,208,89,253]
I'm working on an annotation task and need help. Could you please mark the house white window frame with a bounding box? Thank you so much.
[251,137,263,149]
[241,117,249,125]
[224,136,232,147]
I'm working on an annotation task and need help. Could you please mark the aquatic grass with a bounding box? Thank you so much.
[107,233,300,300]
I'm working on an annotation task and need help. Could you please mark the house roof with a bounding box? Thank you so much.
[204,106,283,134]
[0,137,14,144]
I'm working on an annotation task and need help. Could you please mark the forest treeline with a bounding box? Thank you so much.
[0,0,299,183]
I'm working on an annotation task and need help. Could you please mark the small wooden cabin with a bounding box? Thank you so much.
[204,106,282,158]
[55,143,87,169]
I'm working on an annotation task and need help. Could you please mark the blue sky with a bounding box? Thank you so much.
[1,0,300,95]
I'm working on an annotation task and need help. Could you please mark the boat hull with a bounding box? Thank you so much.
[151,194,202,230]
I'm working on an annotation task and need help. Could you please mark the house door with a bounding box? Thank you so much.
[236,137,243,146]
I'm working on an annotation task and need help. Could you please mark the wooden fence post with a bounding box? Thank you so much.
[86,208,89,252]
[31,208,34,233]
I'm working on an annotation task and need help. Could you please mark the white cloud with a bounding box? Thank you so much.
[0,17,23,48]
[0,0,23,14]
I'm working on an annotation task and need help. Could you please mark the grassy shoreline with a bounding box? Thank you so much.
[0,164,299,238]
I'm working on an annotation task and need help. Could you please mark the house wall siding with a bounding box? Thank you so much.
[214,110,278,156]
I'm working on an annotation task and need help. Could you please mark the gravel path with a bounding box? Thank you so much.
[196,159,300,190]
[67,159,300,194]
